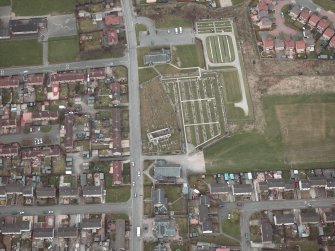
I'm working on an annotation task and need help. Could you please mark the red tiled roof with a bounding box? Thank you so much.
[330,36,335,48]
[51,72,85,84]
[263,37,274,49]
[112,161,122,184]
[323,28,335,39]
[104,29,119,45]
[52,83,59,96]
[317,19,329,31]
[285,39,295,49]
[21,149,44,159]
[295,40,306,50]
[0,76,20,89]
[257,1,268,11]
[299,9,310,21]
[32,111,58,121]
[90,68,105,80]
[26,74,44,85]
[111,82,120,93]
[0,119,16,127]
[0,144,19,156]
[308,14,320,26]
[104,15,122,26]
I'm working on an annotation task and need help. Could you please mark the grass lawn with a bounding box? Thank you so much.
[170,244,189,251]
[12,0,75,15]
[232,0,245,5]
[222,219,241,239]
[0,0,10,6]
[174,40,205,68]
[157,185,182,202]
[136,24,147,45]
[313,0,335,12]
[144,185,153,199]
[139,68,158,83]
[113,66,128,79]
[155,64,180,75]
[106,186,130,203]
[220,71,242,103]
[176,217,188,239]
[48,36,79,63]
[205,94,335,172]
[192,235,240,246]
[155,15,193,28]
[52,157,66,174]
[289,241,319,251]
[0,39,42,67]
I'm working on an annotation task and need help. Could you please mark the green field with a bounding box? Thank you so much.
[174,40,205,68]
[206,35,235,63]
[139,68,158,83]
[106,186,130,203]
[205,94,335,172]
[312,0,335,12]
[48,36,79,63]
[155,15,193,28]
[135,24,147,45]
[12,0,75,15]
[0,0,10,6]
[0,39,42,67]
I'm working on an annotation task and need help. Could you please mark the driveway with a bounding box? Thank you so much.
[48,14,77,38]
[270,0,299,36]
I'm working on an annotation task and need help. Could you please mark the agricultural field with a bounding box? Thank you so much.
[12,0,75,16]
[205,94,335,172]
[163,73,227,148]
[140,78,183,154]
[206,35,235,63]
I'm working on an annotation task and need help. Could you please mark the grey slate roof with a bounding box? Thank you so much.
[300,212,320,223]
[232,184,253,195]
[82,185,103,196]
[154,164,181,179]
[81,218,101,229]
[261,221,273,242]
[274,214,295,225]
[327,179,335,189]
[0,221,31,234]
[57,227,78,238]
[153,188,168,208]
[210,183,231,194]
[59,187,78,197]
[267,179,285,189]
[33,228,54,239]
[144,49,171,65]
[259,181,269,191]
[325,212,335,222]
[308,176,327,187]
[36,187,56,198]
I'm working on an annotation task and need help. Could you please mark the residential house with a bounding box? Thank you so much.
[263,37,274,51]
[298,8,310,25]
[259,17,272,30]
[36,187,56,199]
[285,39,295,53]
[304,36,315,52]
[103,29,119,46]
[324,211,335,223]
[308,14,320,28]
[274,214,295,225]
[300,212,320,224]
[326,179,335,190]
[232,184,253,196]
[144,49,171,65]
[64,115,74,151]
[317,19,329,34]
[329,36,335,48]
[115,219,126,251]
[21,149,44,160]
[258,10,269,21]
[89,68,105,80]
[299,179,311,190]
[0,119,17,134]
[289,5,301,19]
[267,179,285,190]
[153,188,168,214]
[153,219,177,238]
[82,185,104,198]
[0,221,31,235]
[50,71,85,85]
[256,1,268,12]
[57,227,78,238]
[112,161,122,185]
[80,218,101,230]
[199,205,213,234]
[0,76,20,89]
[104,15,123,26]
[33,228,54,240]
[0,144,19,157]
[59,187,78,199]
[25,74,44,86]
[295,40,306,54]
[261,220,273,242]
[6,184,23,195]
[309,176,327,187]
[322,28,335,41]
[209,183,231,194]
[31,111,58,122]
[258,181,269,192]
[274,39,284,52]
[154,160,181,182]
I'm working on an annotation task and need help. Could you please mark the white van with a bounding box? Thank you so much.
[179,27,183,34]
[175,27,179,34]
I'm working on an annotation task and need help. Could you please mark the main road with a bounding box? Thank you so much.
[120,1,144,251]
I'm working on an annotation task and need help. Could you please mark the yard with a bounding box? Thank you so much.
[176,217,188,239]
[222,218,241,240]
[0,39,42,67]
[312,0,335,12]
[48,36,79,63]
[205,94,335,172]
[106,186,130,203]
[12,0,75,15]
[155,15,193,29]
[52,156,66,174]
[173,40,205,68]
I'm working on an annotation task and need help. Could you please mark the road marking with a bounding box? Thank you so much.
[217,36,224,63]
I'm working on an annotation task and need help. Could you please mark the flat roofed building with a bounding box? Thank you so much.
[144,49,171,65]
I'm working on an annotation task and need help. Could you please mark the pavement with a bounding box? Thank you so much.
[47,14,78,38]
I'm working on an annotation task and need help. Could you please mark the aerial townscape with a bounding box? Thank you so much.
[0,0,334,250]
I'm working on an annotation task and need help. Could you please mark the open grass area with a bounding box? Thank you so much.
[192,235,240,246]
[313,0,335,12]
[173,40,205,68]
[176,217,188,239]
[138,68,158,83]
[155,15,193,28]
[0,39,42,67]
[232,0,245,5]
[205,94,335,172]
[136,24,147,45]
[222,219,241,240]
[12,0,75,15]
[106,186,130,203]
[0,0,10,6]
[48,36,79,63]
[288,241,319,251]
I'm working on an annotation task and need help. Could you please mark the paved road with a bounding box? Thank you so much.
[0,56,128,76]
[121,0,144,251]
[0,201,131,216]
